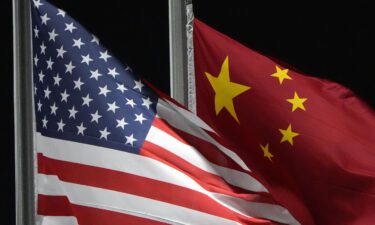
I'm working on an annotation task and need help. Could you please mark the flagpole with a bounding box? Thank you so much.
[13,0,35,224]
[168,0,190,106]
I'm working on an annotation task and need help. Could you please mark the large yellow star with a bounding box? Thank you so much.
[260,143,273,161]
[286,92,307,112]
[271,65,292,85]
[279,124,299,146]
[205,56,251,123]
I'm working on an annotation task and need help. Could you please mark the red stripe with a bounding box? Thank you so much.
[152,117,248,173]
[38,194,73,216]
[38,194,167,225]
[37,153,271,224]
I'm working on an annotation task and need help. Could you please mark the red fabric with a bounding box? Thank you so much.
[193,18,375,225]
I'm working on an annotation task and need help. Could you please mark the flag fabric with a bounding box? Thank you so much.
[30,1,301,225]
[192,18,375,225]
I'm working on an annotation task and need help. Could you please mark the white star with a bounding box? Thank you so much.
[141,97,152,109]
[99,50,111,62]
[34,54,39,66]
[81,54,93,65]
[57,9,66,17]
[125,98,136,108]
[40,13,50,25]
[44,87,51,99]
[116,117,128,129]
[34,26,39,38]
[34,86,37,95]
[107,67,119,78]
[90,110,102,123]
[48,29,59,42]
[116,83,127,93]
[82,94,93,107]
[33,0,43,9]
[65,61,75,74]
[57,119,65,132]
[46,57,54,70]
[91,34,99,45]
[40,42,46,55]
[99,127,111,140]
[37,100,42,111]
[133,80,144,92]
[134,113,147,124]
[38,70,45,83]
[50,102,58,115]
[64,22,77,33]
[68,106,78,118]
[73,78,84,90]
[60,90,69,102]
[42,116,48,128]
[90,69,102,80]
[98,85,111,97]
[76,122,86,136]
[107,101,119,113]
[53,74,62,86]
[56,45,66,58]
[125,134,137,146]
[72,38,85,49]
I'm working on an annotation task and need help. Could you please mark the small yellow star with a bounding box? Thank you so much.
[205,56,251,123]
[271,65,292,85]
[279,124,299,146]
[286,92,307,112]
[260,143,273,161]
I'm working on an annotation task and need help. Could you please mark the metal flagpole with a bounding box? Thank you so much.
[168,0,190,106]
[12,0,35,224]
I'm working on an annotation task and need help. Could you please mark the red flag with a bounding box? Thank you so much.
[193,18,375,225]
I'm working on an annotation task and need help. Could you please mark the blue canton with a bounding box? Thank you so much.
[32,0,158,154]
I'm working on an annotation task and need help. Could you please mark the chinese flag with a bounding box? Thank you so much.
[193,19,375,225]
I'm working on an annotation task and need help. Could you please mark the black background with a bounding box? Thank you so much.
[2,1,374,224]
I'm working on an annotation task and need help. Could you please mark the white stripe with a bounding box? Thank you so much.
[147,126,218,174]
[163,99,213,133]
[36,215,78,225]
[212,164,266,193]
[38,174,239,225]
[157,99,250,171]
[147,126,267,192]
[36,133,299,224]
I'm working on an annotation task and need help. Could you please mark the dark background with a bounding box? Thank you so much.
[3,1,374,224]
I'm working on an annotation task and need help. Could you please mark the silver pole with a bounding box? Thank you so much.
[168,0,189,106]
[13,0,35,224]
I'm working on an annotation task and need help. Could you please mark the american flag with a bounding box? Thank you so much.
[31,0,299,224]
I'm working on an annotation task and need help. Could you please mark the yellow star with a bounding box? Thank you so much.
[279,124,299,146]
[205,56,251,123]
[271,65,292,84]
[286,92,307,112]
[259,143,273,161]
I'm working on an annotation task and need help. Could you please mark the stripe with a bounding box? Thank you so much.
[156,98,250,171]
[152,117,245,172]
[161,98,215,133]
[38,195,73,216]
[37,216,78,225]
[36,133,299,224]
[141,140,272,201]
[147,123,267,193]
[38,174,241,225]
[38,195,167,225]
[146,125,218,174]
[38,153,256,222]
